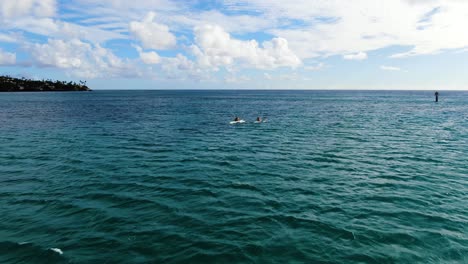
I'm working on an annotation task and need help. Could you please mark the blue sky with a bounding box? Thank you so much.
[0,0,467,90]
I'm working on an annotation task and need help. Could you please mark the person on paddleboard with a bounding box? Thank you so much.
[256,117,262,122]
[234,116,240,121]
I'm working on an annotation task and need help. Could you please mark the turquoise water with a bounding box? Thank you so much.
[1,90,467,263]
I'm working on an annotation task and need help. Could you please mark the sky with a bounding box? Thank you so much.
[0,0,467,90]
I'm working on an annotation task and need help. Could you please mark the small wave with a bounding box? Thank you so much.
[50,248,63,255]
[0,241,66,263]
[226,182,262,193]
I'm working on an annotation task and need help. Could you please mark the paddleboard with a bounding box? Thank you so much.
[230,120,246,124]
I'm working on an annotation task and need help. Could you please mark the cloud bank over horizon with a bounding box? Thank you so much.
[0,0,467,89]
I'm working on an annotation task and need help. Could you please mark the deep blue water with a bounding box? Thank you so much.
[0,90,467,263]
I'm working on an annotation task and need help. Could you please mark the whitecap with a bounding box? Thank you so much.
[50,248,63,255]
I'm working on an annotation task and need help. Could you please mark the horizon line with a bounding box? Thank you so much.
[87,88,468,92]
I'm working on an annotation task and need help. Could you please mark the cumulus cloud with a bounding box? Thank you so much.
[192,24,301,70]
[129,12,176,50]
[160,54,205,79]
[135,46,161,64]
[380,65,401,71]
[28,39,139,78]
[140,51,161,65]
[0,49,16,65]
[0,0,56,20]
[343,52,368,61]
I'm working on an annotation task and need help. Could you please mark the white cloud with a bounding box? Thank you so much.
[28,39,139,78]
[0,49,16,65]
[0,0,56,20]
[1,0,468,86]
[304,62,325,71]
[192,24,301,70]
[261,72,311,82]
[228,0,468,59]
[160,54,207,80]
[3,16,124,44]
[4,0,467,62]
[169,10,273,34]
[140,51,161,65]
[73,0,180,14]
[389,52,414,59]
[225,74,251,83]
[129,12,176,50]
[380,65,401,71]
[135,46,161,64]
[0,32,20,43]
[343,52,368,61]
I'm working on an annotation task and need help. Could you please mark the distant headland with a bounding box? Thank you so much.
[0,75,91,92]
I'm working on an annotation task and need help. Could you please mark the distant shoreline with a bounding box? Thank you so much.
[67,89,466,92]
[0,76,91,92]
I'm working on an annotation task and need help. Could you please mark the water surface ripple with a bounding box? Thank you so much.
[1,90,467,263]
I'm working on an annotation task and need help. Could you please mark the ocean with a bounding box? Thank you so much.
[0,90,467,263]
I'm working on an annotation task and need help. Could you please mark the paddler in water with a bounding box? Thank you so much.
[234,116,241,121]
[435,91,439,102]
[256,117,262,122]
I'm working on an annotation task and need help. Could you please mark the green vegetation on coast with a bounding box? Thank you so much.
[0,76,91,92]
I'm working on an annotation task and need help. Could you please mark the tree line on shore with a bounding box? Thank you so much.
[0,75,91,92]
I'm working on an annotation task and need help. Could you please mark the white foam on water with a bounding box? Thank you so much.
[50,248,63,255]
[230,120,246,124]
